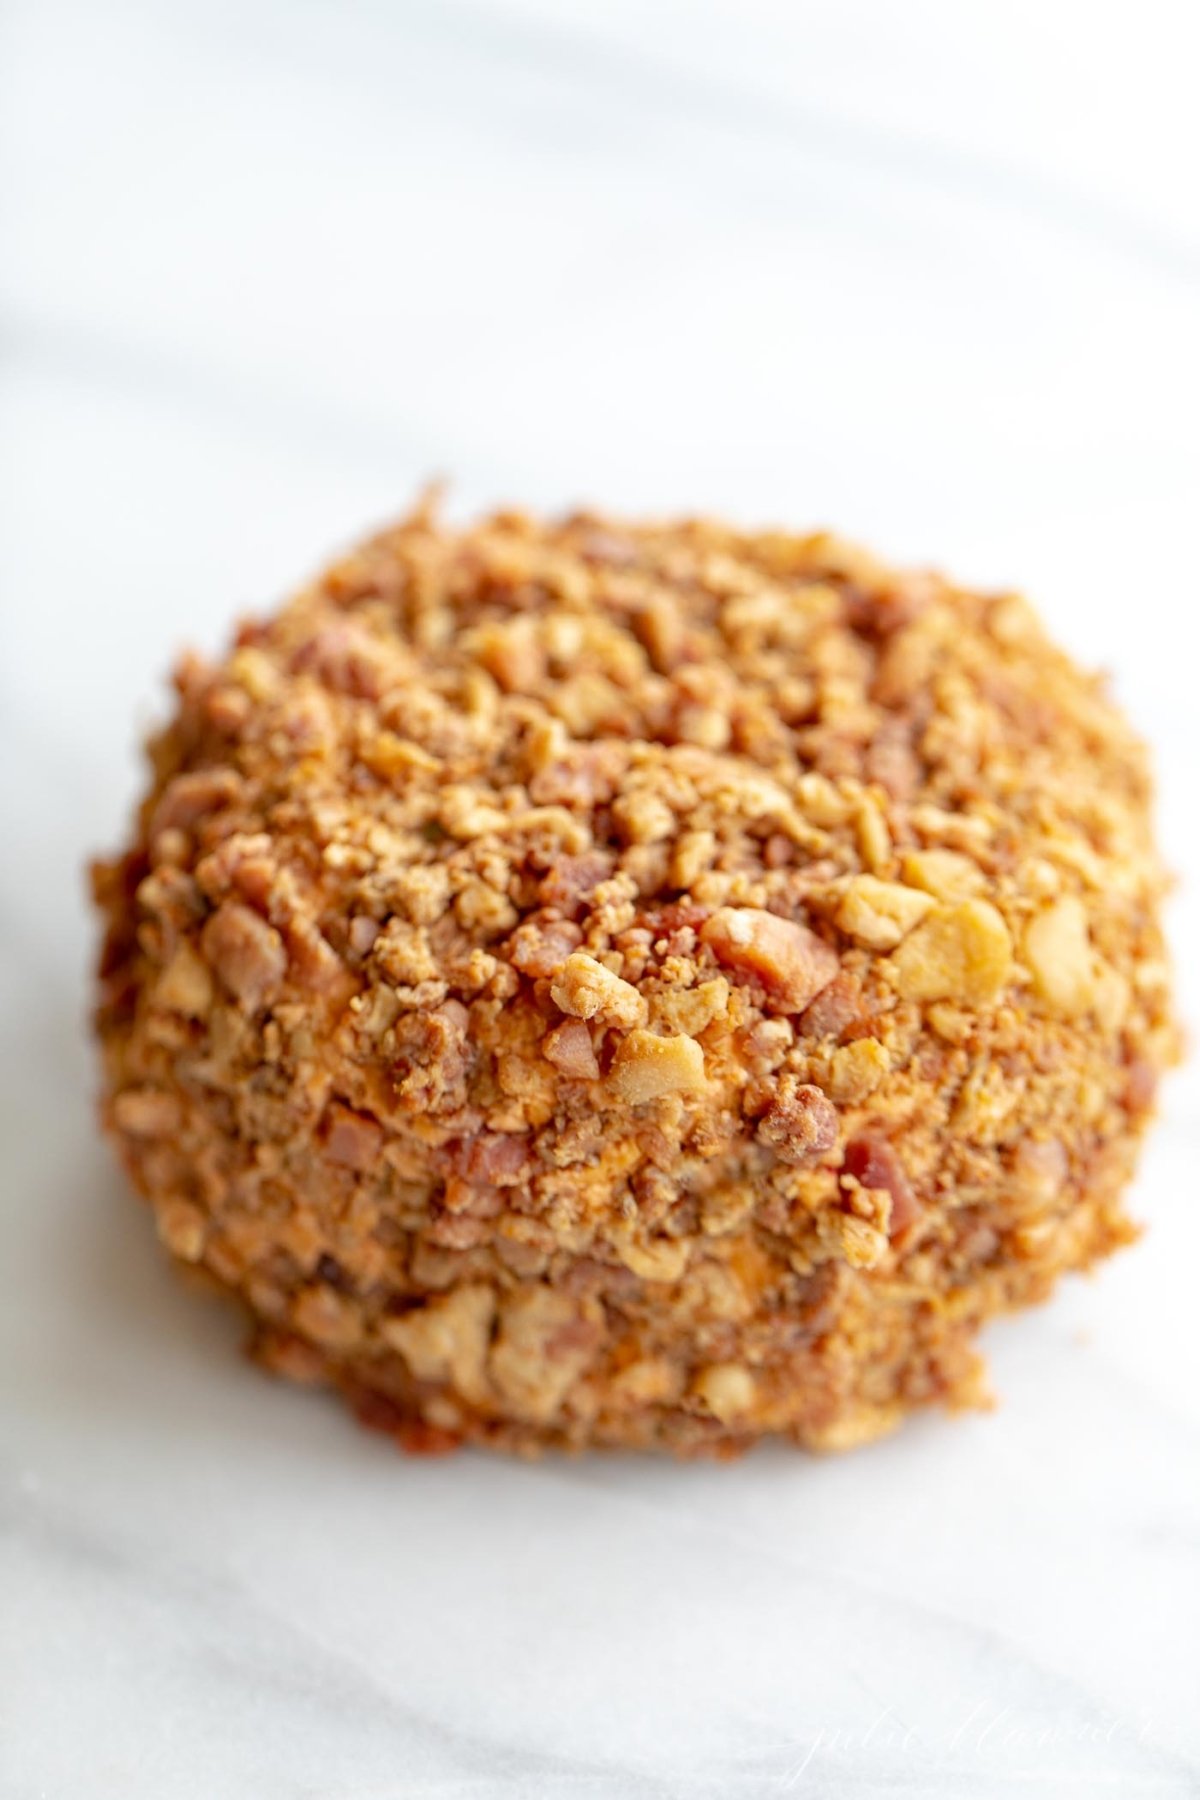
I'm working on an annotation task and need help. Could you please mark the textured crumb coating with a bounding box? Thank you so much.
[93,503,1176,1456]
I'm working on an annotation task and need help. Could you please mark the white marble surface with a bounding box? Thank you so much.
[2,2,1200,1794]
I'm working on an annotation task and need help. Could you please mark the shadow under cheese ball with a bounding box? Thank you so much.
[93,502,1176,1455]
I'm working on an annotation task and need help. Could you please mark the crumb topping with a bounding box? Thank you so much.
[93,500,1177,1455]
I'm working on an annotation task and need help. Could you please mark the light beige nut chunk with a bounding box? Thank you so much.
[890,900,1013,1007]
[469,617,545,694]
[700,1184,757,1237]
[292,1284,363,1352]
[358,729,440,780]
[1012,1137,1068,1209]
[649,977,729,1039]
[383,1284,496,1403]
[112,1088,181,1138]
[611,789,675,845]
[375,920,439,986]
[855,796,892,872]
[608,1225,690,1283]
[608,1030,708,1104]
[951,1057,1019,1144]
[670,828,716,889]
[693,1362,757,1424]
[488,1285,601,1423]
[828,1037,890,1102]
[1023,896,1097,1017]
[820,1208,890,1270]
[156,941,214,1017]
[701,907,838,1013]
[823,876,933,950]
[155,1198,206,1262]
[795,772,850,826]
[439,784,508,839]
[550,951,647,1029]
[805,1403,905,1453]
[388,863,451,926]
[611,1357,685,1407]
[1092,963,1130,1033]
[900,848,986,900]
[676,703,731,750]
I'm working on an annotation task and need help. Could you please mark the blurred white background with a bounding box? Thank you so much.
[2,3,1198,1795]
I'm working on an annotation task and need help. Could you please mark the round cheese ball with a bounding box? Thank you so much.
[93,503,1175,1455]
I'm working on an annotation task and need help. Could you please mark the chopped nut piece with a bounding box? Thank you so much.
[700,1184,757,1236]
[1023,896,1096,1017]
[890,900,1013,1007]
[951,1058,1018,1144]
[675,703,731,751]
[608,1030,708,1104]
[701,907,838,1013]
[828,1037,890,1102]
[440,785,508,839]
[611,1358,685,1406]
[670,828,716,889]
[550,951,647,1029]
[112,1088,181,1138]
[901,848,986,900]
[1012,1136,1068,1209]
[926,1002,974,1044]
[612,790,675,845]
[156,941,214,1016]
[821,875,933,950]
[156,1199,207,1262]
[830,1211,891,1268]
[359,730,440,781]
[292,1284,362,1352]
[649,977,729,1039]
[489,1286,601,1423]
[1092,963,1130,1033]
[693,1363,756,1423]
[470,618,545,694]
[608,1227,690,1283]
[795,772,850,825]
[388,863,451,926]
[855,796,892,871]
[374,919,439,986]
[383,1285,496,1402]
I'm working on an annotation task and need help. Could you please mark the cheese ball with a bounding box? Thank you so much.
[93,503,1175,1456]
